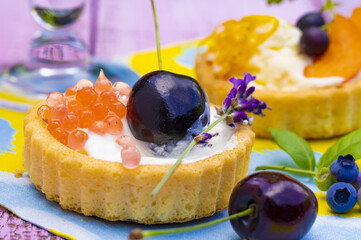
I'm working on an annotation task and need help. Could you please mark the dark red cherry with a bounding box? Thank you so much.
[300,27,329,56]
[229,171,318,240]
[127,70,209,149]
[296,12,325,31]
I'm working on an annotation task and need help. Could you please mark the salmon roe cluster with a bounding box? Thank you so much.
[37,70,140,168]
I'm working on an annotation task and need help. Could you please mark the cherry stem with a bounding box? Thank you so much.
[151,107,233,196]
[255,165,317,176]
[150,0,162,70]
[138,206,255,239]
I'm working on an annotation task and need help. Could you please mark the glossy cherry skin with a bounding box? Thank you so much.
[296,12,325,31]
[127,70,210,146]
[229,171,318,240]
[300,27,329,56]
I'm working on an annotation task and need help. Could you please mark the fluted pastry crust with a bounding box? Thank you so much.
[23,102,254,224]
[195,53,361,139]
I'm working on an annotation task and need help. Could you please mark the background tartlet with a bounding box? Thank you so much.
[195,13,361,139]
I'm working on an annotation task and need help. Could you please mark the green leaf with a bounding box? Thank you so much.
[267,0,284,4]
[317,128,361,170]
[321,0,340,12]
[269,128,315,171]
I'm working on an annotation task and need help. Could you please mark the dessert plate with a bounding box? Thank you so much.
[0,42,360,239]
[1,151,361,239]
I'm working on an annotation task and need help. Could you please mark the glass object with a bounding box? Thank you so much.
[0,0,138,102]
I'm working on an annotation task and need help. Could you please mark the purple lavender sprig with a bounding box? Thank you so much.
[151,73,269,196]
[194,132,219,147]
[217,73,270,127]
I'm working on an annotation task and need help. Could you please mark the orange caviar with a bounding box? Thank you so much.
[116,135,136,148]
[37,71,132,153]
[200,15,279,80]
[37,105,51,123]
[68,129,89,150]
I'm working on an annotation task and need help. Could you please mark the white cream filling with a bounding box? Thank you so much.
[230,18,344,90]
[84,108,239,165]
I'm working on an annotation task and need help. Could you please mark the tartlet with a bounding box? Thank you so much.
[23,101,254,224]
[196,61,361,138]
[195,13,361,139]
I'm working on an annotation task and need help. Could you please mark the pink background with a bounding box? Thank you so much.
[0,0,360,69]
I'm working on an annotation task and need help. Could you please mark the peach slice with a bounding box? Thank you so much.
[350,7,361,32]
[304,14,361,80]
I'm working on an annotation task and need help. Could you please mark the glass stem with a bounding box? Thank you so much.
[150,0,162,70]
[255,165,317,176]
[142,206,255,238]
[151,107,232,196]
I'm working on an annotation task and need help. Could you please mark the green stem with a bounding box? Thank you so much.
[151,107,232,196]
[142,206,255,238]
[255,165,317,176]
[150,0,162,70]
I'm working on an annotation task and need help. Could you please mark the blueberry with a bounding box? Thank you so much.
[358,188,361,208]
[296,12,326,31]
[351,172,361,191]
[229,171,318,240]
[127,70,210,154]
[326,182,356,213]
[300,27,329,57]
[330,154,359,183]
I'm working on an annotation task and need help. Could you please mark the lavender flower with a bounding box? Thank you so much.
[218,72,270,126]
[194,132,219,147]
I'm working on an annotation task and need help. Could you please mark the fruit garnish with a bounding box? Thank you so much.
[350,7,361,32]
[304,14,361,79]
[300,27,329,56]
[352,172,361,191]
[330,154,359,183]
[327,182,356,213]
[255,128,361,191]
[200,15,279,80]
[296,12,326,31]
[127,70,210,148]
[129,172,317,240]
[150,73,268,196]
[229,172,317,239]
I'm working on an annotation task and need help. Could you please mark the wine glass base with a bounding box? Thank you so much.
[0,59,139,109]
